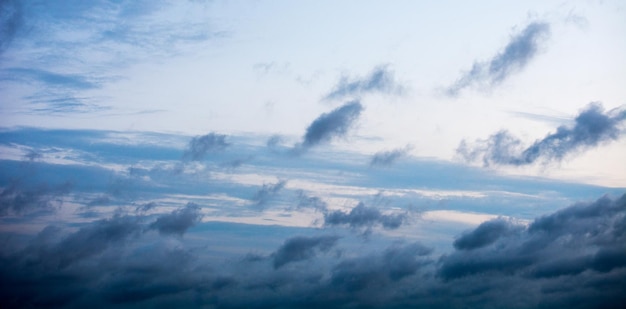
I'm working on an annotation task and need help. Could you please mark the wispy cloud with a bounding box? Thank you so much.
[251,180,287,209]
[369,145,412,167]
[447,22,550,96]
[324,66,404,101]
[295,101,363,152]
[458,103,626,166]
[183,132,230,161]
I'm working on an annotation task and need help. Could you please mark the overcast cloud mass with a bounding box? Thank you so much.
[0,1,625,308]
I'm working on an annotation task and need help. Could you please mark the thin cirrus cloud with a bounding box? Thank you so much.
[294,101,363,152]
[323,66,404,101]
[458,103,626,166]
[446,22,550,96]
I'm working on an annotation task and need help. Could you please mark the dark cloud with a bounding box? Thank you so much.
[331,242,432,292]
[296,101,363,152]
[453,218,521,250]
[324,202,407,232]
[447,22,550,95]
[369,145,412,167]
[324,66,404,100]
[458,103,626,166]
[183,132,230,161]
[272,235,339,269]
[251,180,287,208]
[149,203,202,236]
[0,180,71,216]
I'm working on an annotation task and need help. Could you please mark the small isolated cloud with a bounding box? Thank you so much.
[458,103,626,166]
[251,180,287,208]
[183,132,229,161]
[369,145,412,167]
[271,235,339,269]
[324,202,406,233]
[296,101,363,152]
[324,66,404,100]
[447,22,550,96]
[149,203,202,236]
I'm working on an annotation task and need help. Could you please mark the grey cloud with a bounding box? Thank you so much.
[440,194,626,281]
[272,235,339,269]
[324,202,406,232]
[149,203,202,236]
[0,180,71,216]
[447,22,550,95]
[324,66,404,100]
[0,0,23,54]
[369,145,412,167]
[183,132,229,161]
[459,103,626,166]
[454,218,521,250]
[251,180,287,208]
[297,101,363,151]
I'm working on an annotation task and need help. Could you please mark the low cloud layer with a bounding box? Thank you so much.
[296,101,363,152]
[0,194,624,308]
[447,22,550,95]
[183,132,230,161]
[458,103,626,166]
[324,66,404,100]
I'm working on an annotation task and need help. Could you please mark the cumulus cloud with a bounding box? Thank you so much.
[369,145,412,167]
[458,103,626,166]
[447,22,550,95]
[149,203,203,236]
[296,101,363,152]
[453,218,522,250]
[324,66,404,100]
[183,132,230,161]
[271,235,339,269]
[324,202,407,232]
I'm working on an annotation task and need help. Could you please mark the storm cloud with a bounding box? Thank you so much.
[183,132,229,161]
[324,66,404,100]
[447,22,550,95]
[458,103,626,166]
[271,235,339,269]
[296,101,363,151]
[324,202,407,232]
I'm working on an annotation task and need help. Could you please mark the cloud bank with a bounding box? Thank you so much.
[458,103,626,166]
[447,22,550,95]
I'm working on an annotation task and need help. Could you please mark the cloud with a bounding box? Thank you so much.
[149,203,203,236]
[324,202,407,232]
[183,132,230,161]
[0,180,71,216]
[296,101,363,151]
[458,103,626,166]
[324,66,404,100]
[447,22,550,95]
[453,218,521,250]
[331,242,432,292]
[251,180,287,208]
[2,68,100,90]
[0,0,24,54]
[369,145,412,167]
[271,235,339,269]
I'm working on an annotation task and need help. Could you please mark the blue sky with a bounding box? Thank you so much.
[1,1,625,308]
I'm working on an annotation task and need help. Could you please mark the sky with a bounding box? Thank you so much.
[0,1,625,308]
